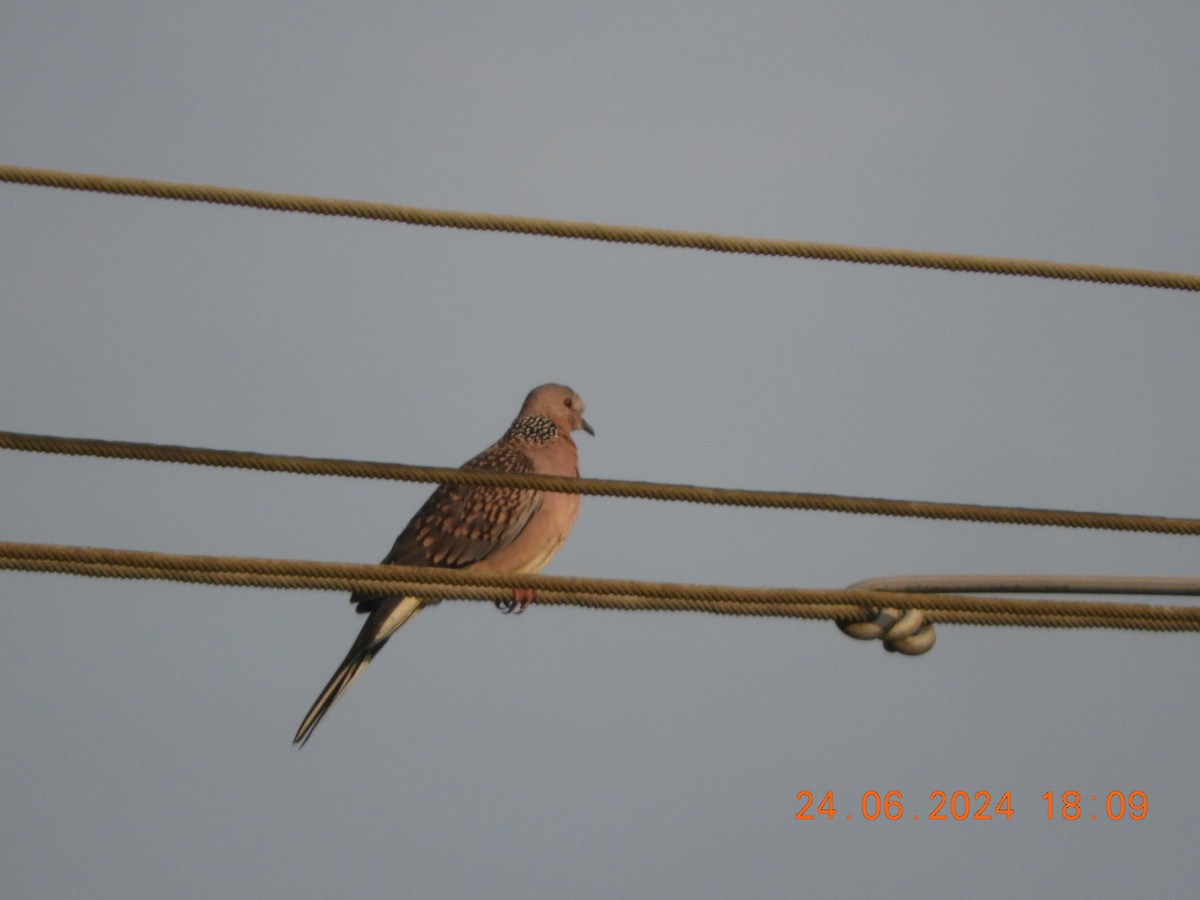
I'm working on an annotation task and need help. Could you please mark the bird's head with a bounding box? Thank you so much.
[520,383,594,437]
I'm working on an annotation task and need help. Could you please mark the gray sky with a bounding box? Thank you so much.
[2,2,1198,897]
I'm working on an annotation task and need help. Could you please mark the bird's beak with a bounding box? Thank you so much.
[580,417,595,437]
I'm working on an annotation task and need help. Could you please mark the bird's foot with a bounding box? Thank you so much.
[495,587,537,614]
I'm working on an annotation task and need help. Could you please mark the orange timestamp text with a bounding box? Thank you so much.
[795,790,1147,822]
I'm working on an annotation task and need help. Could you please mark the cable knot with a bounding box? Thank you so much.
[837,607,936,655]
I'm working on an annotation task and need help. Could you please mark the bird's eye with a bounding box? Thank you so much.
[564,398,573,408]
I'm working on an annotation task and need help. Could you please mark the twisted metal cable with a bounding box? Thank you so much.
[3,163,1198,291]
[849,573,1200,596]
[2,541,1198,632]
[4,429,1200,535]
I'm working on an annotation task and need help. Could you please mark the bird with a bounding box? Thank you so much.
[293,383,593,746]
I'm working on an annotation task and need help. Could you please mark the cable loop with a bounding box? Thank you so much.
[3,542,1199,644]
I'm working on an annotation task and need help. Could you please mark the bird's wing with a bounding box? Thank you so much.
[351,443,541,613]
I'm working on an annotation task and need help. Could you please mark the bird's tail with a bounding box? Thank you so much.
[293,595,423,746]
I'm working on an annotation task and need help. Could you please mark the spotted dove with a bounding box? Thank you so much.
[293,383,592,745]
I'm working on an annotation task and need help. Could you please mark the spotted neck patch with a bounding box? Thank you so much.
[504,414,559,444]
